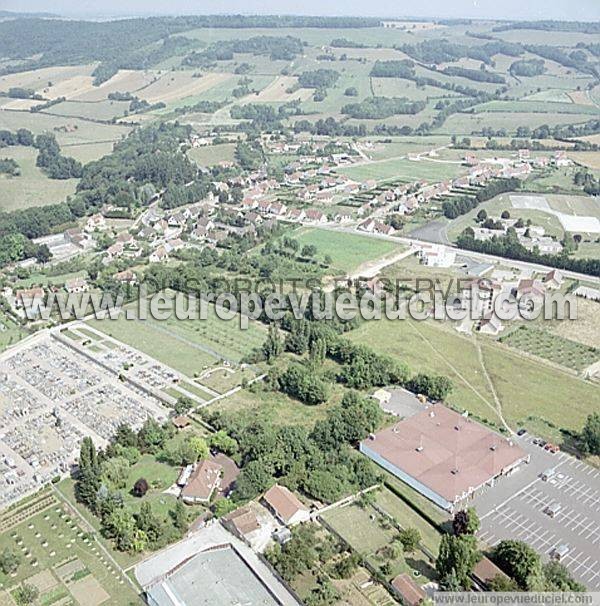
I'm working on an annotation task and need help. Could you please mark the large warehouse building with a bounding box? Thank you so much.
[360,404,528,512]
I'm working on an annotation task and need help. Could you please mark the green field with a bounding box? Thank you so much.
[87,300,266,376]
[0,109,132,146]
[473,100,599,115]
[292,227,403,274]
[43,100,131,121]
[0,146,78,211]
[187,143,236,166]
[439,111,595,136]
[338,156,467,184]
[500,325,599,372]
[348,315,600,433]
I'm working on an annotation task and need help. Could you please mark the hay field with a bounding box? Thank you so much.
[0,64,95,95]
[44,75,96,99]
[138,71,233,104]
[74,69,159,101]
[251,76,313,102]
[570,152,600,171]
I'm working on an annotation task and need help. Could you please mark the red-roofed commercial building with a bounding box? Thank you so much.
[360,404,528,512]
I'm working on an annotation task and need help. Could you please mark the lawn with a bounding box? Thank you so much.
[292,227,403,274]
[0,489,141,605]
[212,381,340,428]
[87,300,266,376]
[321,503,396,555]
[499,325,599,372]
[0,146,78,211]
[187,143,236,166]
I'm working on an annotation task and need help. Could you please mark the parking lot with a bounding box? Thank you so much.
[472,434,600,590]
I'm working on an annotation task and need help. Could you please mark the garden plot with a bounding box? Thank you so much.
[500,325,600,373]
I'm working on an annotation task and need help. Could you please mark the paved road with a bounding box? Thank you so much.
[321,224,600,285]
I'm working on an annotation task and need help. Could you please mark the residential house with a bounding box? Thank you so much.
[304,209,327,224]
[391,573,426,606]
[65,277,89,294]
[113,269,137,285]
[544,269,564,290]
[15,287,45,309]
[262,485,310,527]
[105,242,124,262]
[85,214,106,233]
[149,245,169,263]
[222,507,261,543]
[269,202,287,216]
[287,208,306,222]
[64,228,89,249]
[515,278,546,301]
[180,459,223,504]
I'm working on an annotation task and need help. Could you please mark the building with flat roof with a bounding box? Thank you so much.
[146,545,280,606]
[136,524,299,606]
[360,404,528,512]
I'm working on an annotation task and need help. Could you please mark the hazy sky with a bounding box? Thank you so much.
[4,0,600,21]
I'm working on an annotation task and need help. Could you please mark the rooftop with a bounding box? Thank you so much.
[361,404,527,503]
[263,484,308,525]
[146,545,280,606]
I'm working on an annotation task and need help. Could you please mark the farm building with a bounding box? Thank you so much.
[360,404,528,512]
